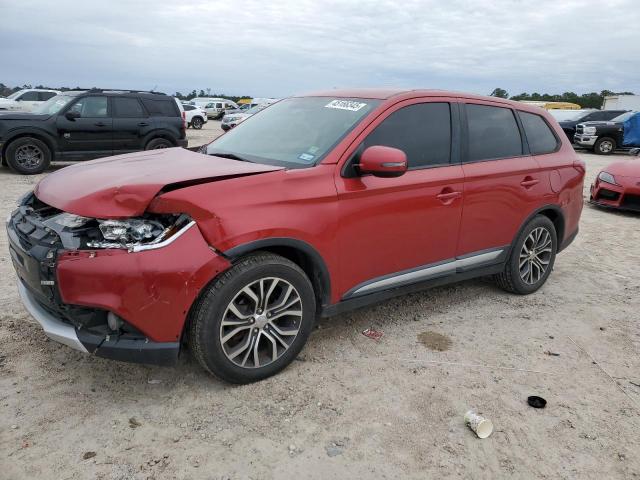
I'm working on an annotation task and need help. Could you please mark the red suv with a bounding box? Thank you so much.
[7,89,585,383]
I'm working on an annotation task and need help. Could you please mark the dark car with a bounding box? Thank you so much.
[0,89,188,174]
[557,109,627,143]
[574,111,638,154]
[7,89,585,383]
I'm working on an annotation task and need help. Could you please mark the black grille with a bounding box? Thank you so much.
[596,189,620,201]
[621,194,640,210]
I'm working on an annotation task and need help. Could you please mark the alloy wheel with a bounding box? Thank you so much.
[219,277,303,369]
[15,144,43,169]
[519,227,552,285]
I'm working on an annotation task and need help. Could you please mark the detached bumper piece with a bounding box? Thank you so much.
[19,281,180,366]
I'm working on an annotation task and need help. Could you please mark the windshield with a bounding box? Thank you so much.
[207,97,380,167]
[611,111,636,122]
[34,94,75,115]
[6,91,24,100]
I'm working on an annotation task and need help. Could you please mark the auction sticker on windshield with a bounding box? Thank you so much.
[325,100,367,112]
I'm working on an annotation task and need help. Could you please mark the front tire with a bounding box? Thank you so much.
[6,137,51,174]
[594,137,615,155]
[495,215,557,295]
[189,252,316,383]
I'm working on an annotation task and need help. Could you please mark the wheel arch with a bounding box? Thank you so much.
[513,204,565,253]
[223,238,332,312]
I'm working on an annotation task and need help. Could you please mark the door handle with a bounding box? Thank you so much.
[520,177,540,188]
[138,122,149,126]
[94,122,106,127]
[436,189,462,204]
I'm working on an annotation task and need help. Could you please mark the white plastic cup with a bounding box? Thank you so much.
[464,410,493,439]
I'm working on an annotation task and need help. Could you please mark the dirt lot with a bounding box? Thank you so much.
[1,130,639,478]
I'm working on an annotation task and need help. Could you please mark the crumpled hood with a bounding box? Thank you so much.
[35,148,283,218]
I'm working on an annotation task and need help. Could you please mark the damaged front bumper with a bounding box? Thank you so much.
[7,194,231,366]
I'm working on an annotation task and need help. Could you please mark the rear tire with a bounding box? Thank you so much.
[495,215,557,295]
[594,137,615,155]
[191,117,203,129]
[145,138,173,150]
[189,252,316,384]
[6,137,51,175]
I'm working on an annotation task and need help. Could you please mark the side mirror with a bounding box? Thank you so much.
[357,145,407,178]
[65,110,81,121]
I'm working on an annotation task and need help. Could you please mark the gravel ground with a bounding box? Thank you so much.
[0,136,639,479]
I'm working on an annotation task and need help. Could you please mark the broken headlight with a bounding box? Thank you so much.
[86,214,194,251]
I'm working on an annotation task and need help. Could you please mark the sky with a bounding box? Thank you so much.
[1,0,639,98]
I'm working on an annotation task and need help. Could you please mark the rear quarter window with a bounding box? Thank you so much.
[141,98,179,117]
[465,104,522,162]
[519,111,559,155]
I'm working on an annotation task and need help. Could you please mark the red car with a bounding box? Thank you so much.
[7,89,585,383]
[590,159,640,211]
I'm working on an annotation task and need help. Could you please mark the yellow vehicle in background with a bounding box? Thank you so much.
[519,101,582,110]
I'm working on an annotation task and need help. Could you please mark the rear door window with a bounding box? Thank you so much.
[141,98,179,117]
[519,111,559,155]
[465,104,522,161]
[362,102,451,169]
[113,97,145,118]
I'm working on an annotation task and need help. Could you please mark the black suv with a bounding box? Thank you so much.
[0,89,188,174]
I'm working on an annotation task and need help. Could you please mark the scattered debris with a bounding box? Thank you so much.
[417,331,452,351]
[82,451,97,460]
[599,327,606,331]
[288,444,298,456]
[362,327,384,341]
[527,396,547,409]
[129,417,142,428]
[10,425,18,430]
[464,410,493,439]
[326,437,349,457]
[544,351,561,356]
[147,379,162,384]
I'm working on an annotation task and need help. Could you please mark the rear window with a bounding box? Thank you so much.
[183,105,195,111]
[141,98,179,117]
[113,97,145,118]
[466,104,522,161]
[519,111,559,155]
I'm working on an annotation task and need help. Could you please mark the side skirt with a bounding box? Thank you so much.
[320,262,505,318]
[320,247,509,318]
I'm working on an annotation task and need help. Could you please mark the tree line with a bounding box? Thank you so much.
[489,88,635,109]
[0,83,252,103]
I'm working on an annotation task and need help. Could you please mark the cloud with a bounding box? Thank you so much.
[0,0,639,97]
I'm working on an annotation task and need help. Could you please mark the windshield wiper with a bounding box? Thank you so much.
[208,151,253,163]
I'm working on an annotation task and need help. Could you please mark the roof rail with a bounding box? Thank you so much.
[65,88,167,95]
